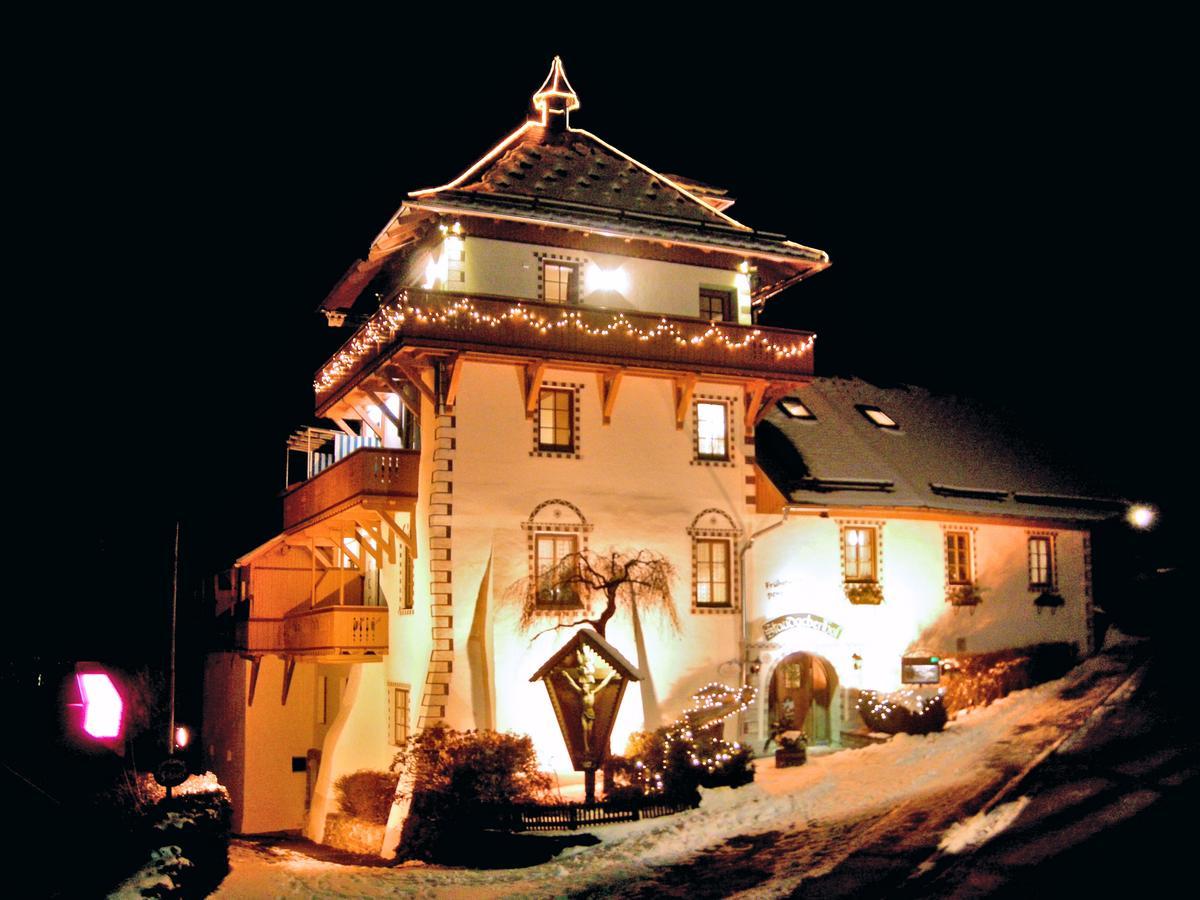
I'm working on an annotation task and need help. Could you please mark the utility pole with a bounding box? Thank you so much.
[167,521,179,798]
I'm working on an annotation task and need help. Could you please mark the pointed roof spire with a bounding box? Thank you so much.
[531,56,579,128]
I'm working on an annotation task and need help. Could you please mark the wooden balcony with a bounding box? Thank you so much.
[237,606,388,661]
[283,447,419,532]
[315,289,816,411]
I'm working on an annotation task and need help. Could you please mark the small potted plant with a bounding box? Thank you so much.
[947,583,984,611]
[1034,591,1065,615]
[774,731,808,767]
[845,581,884,605]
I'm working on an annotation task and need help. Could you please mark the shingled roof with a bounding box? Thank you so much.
[755,377,1126,522]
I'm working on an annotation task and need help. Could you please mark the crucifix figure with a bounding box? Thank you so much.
[561,651,617,754]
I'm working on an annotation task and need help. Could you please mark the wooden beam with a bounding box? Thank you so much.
[348,400,384,439]
[362,386,404,430]
[331,417,357,437]
[243,655,261,706]
[674,373,697,430]
[387,361,437,407]
[596,368,624,424]
[354,521,383,567]
[522,361,546,418]
[445,354,464,408]
[383,378,421,418]
[744,380,769,436]
[281,657,296,705]
[379,509,417,559]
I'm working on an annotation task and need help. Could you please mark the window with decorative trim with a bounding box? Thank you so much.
[688,509,742,614]
[1028,534,1056,590]
[542,260,580,304]
[944,531,972,585]
[531,381,582,458]
[537,388,574,453]
[395,543,415,612]
[523,500,593,615]
[843,526,878,582]
[388,684,410,746]
[693,396,735,465]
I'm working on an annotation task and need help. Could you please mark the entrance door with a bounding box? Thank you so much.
[771,652,835,744]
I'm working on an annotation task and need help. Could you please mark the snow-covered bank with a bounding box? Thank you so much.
[215,648,1137,899]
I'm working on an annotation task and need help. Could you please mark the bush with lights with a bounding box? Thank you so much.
[856,689,947,735]
[607,683,757,803]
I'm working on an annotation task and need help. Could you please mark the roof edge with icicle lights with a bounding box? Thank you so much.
[320,57,828,314]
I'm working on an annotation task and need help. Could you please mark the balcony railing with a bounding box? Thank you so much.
[314,289,816,410]
[283,447,419,531]
[236,606,388,660]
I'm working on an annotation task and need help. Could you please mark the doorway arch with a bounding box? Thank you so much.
[767,652,839,745]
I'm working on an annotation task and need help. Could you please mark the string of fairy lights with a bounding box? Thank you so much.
[667,683,757,775]
[314,292,816,395]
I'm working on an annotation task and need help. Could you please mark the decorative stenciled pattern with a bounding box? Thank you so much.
[687,509,742,615]
[313,291,816,399]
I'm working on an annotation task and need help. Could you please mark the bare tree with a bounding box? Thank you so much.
[509,548,679,639]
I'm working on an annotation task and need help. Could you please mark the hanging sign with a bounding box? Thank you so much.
[762,613,843,641]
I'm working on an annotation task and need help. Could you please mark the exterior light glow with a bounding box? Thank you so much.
[1127,504,1156,529]
[585,263,628,294]
[76,671,123,739]
[175,725,190,749]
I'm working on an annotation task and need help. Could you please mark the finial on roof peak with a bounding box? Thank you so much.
[531,56,579,129]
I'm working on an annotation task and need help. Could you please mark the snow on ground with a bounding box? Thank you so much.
[215,649,1135,899]
[938,796,1031,855]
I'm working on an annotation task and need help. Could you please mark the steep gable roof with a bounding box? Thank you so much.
[756,377,1127,522]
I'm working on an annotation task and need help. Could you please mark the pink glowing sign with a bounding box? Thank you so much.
[76,671,124,739]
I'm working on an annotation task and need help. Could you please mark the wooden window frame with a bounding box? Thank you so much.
[537,387,575,454]
[388,684,410,747]
[1028,534,1056,591]
[688,508,742,615]
[542,260,580,304]
[694,538,732,609]
[944,531,972,586]
[695,398,731,462]
[533,532,582,610]
[698,287,734,322]
[842,525,879,583]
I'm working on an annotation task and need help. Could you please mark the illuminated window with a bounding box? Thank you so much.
[537,388,574,453]
[389,685,410,746]
[696,400,729,460]
[543,262,579,304]
[857,405,899,429]
[535,533,580,608]
[698,287,733,322]
[778,397,815,420]
[844,527,877,582]
[695,539,731,607]
[1028,536,1054,589]
[945,531,972,585]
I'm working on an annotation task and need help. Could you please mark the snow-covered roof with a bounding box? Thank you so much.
[756,377,1126,522]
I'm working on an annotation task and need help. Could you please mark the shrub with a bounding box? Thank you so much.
[939,642,1078,715]
[391,726,555,862]
[609,722,754,803]
[857,690,947,734]
[334,770,399,824]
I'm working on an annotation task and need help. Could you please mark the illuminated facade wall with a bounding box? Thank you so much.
[459,236,750,322]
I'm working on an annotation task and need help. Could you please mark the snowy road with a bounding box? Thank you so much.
[214,640,1163,898]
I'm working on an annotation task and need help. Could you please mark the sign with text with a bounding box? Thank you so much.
[901,656,942,684]
[762,613,843,641]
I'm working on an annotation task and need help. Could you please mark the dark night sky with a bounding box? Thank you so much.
[27,16,1186,662]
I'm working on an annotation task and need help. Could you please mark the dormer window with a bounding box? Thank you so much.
[858,405,899,430]
[779,397,815,420]
[543,261,579,304]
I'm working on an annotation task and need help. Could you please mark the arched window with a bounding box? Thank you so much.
[687,509,742,614]
[522,500,593,611]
